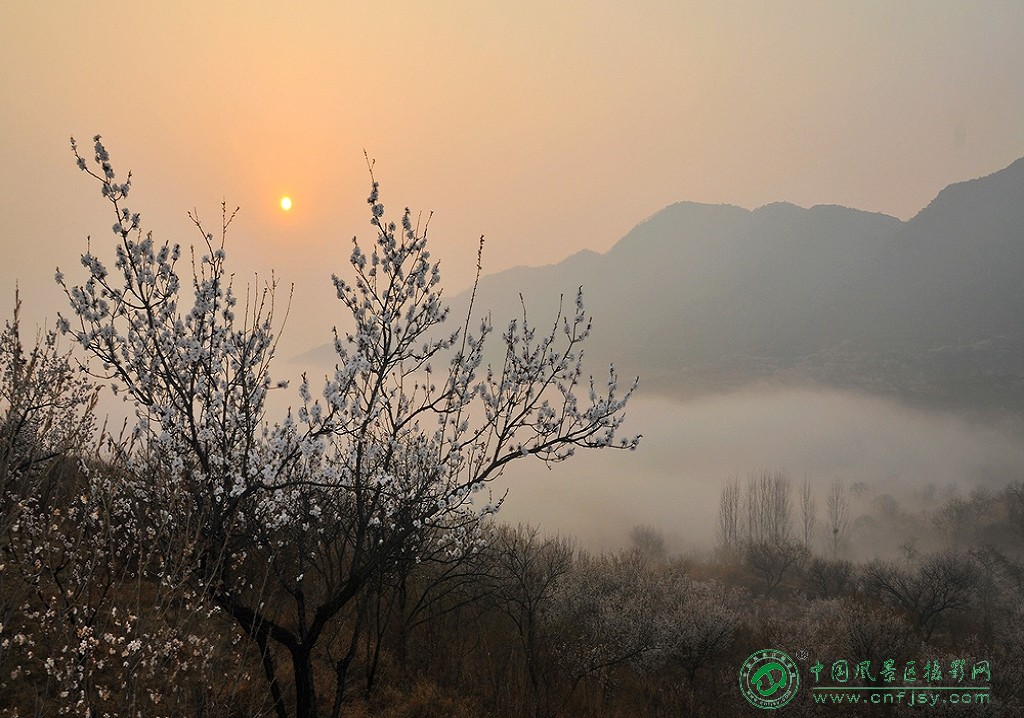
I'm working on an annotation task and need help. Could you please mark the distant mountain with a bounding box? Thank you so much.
[301,158,1024,415]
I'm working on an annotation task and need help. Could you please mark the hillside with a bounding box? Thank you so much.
[301,158,1024,415]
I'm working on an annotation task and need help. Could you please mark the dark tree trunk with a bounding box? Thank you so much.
[292,646,319,718]
[256,632,289,718]
[396,572,409,667]
[330,652,355,718]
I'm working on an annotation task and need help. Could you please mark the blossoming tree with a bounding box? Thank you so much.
[58,137,639,718]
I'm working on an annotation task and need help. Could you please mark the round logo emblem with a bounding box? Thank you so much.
[739,649,800,710]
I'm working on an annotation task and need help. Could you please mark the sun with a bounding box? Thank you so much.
[280,196,293,211]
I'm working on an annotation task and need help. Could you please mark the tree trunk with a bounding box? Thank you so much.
[256,632,289,718]
[292,646,319,718]
[396,572,409,667]
[331,652,355,718]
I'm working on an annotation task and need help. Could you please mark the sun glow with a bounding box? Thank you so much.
[280,196,293,211]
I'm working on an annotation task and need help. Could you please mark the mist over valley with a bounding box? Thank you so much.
[297,157,1024,556]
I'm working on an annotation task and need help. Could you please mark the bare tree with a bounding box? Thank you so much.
[744,539,806,597]
[492,525,575,718]
[799,476,816,554]
[804,556,853,599]
[630,524,667,563]
[933,489,995,548]
[735,470,802,594]
[59,137,639,718]
[826,479,850,558]
[360,524,499,694]
[861,551,979,640]
[744,474,758,545]
[717,475,742,560]
[767,470,794,545]
[744,469,792,546]
[842,600,918,664]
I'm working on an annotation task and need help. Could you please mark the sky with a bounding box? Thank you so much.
[2,0,1023,358]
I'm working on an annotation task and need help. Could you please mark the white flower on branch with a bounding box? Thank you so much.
[57,139,641,717]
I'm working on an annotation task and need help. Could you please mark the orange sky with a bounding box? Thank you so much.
[2,1,1023,358]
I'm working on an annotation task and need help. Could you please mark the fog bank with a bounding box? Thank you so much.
[493,387,1024,554]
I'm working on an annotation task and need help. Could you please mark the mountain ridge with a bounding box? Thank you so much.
[297,157,1024,416]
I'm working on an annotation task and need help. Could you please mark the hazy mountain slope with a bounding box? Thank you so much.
[299,158,1024,413]
[885,157,1024,343]
[456,158,1024,410]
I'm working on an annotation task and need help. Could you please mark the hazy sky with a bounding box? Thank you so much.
[2,1,1023,354]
